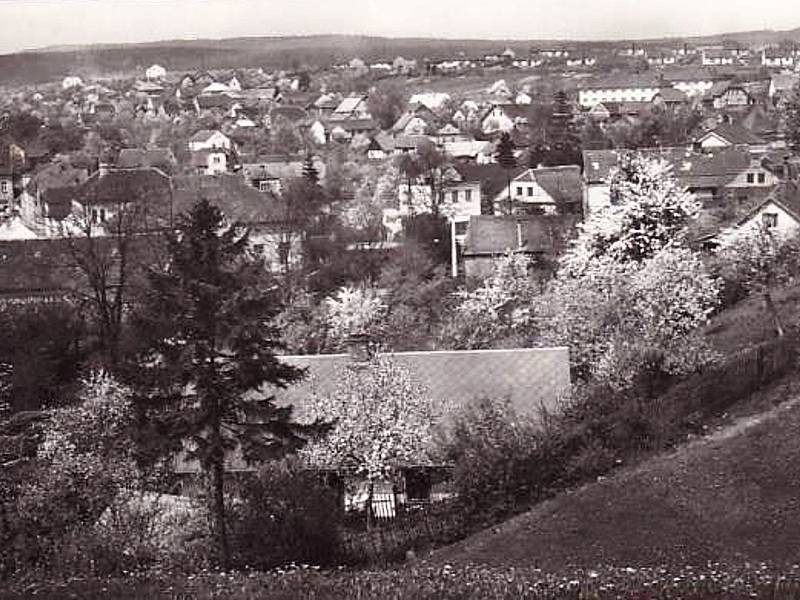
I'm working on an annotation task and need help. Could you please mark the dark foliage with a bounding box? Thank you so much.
[228,460,342,570]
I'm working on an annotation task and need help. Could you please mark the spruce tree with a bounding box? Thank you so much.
[495,132,518,211]
[132,199,318,568]
[302,153,320,184]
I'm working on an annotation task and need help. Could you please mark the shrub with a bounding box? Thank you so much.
[440,397,556,521]
[228,459,342,570]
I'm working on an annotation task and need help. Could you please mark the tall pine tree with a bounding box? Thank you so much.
[132,199,319,567]
[544,90,583,167]
[495,132,518,212]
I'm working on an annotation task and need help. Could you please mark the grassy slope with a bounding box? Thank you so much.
[431,287,800,569]
[432,376,800,569]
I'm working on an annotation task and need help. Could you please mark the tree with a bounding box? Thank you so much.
[495,132,517,209]
[542,90,582,167]
[714,224,800,337]
[131,199,315,567]
[302,153,319,185]
[536,154,717,387]
[300,356,437,527]
[441,252,537,349]
[324,285,386,345]
[784,81,800,154]
[367,83,407,130]
[560,153,700,275]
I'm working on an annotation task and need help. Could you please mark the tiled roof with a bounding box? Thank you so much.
[582,74,661,90]
[189,129,224,143]
[582,150,622,183]
[699,122,765,146]
[655,87,689,103]
[513,165,583,208]
[173,174,288,225]
[117,148,176,170]
[462,214,579,256]
[267,347,571,432]
[771,73,799,93]
[452,163,521,199]
[270,105,308,122]
[333,94,367,114]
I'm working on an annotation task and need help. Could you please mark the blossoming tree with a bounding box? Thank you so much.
[300,356,437,526]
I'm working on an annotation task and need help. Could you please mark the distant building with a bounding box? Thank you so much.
[145,64,167,80]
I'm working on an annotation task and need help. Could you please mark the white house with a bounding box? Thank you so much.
[188,130,232,152]
[729,192,800,239]
[578,75,661,108]
[408,92,451,111]
[145,64,167,80]
[62,76,83,90]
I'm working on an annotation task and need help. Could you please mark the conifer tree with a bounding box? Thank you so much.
[495,132,517,211]
[132,199,318,567]
[302,152,319,185]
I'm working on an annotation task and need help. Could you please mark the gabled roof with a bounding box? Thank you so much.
[117,148,176,170]
[462,214,578,256]
[582,74,661,90]
[369,132,395,153]
[452,163,523,199]
[333,94,368,114]
[270,105,308,122]
[771,73,799,93]
[698,122,765,146]
[189,129,228,144]
[392,111,430,133]
[173,174,288,225]
[736,181,800,226]
[654,87,689,103]
[704,80,749,99]
[509,166,584,207]
[196,94,233,110]
[437,123,462,136]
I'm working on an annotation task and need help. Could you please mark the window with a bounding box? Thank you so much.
[746,173,755,184]
[758,172,766,184]
[762,212,778,228]
[465,189,472,202]
[258,180,270,192]
[0,181,7,194]
[100,208,106,223]
[516,186,523,196]
[451,191,458,203]
[455,221,468,235]
[252,243,265,254]
[527,186,533,197]
[91,208,98,223]
[212,155,221,164]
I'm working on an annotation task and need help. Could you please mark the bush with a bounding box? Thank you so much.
[441,397,557,522]
[228,459,342,570]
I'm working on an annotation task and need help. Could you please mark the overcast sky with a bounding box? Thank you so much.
[1,0,799,54]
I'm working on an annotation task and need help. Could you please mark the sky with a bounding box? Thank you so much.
[0,0,799,54]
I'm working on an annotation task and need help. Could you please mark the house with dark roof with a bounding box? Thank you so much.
[331,94,371,120]
[732,182,800,238]
[462,214,579,279]
[187,130,232,152]
[173,174,298,271]
[239,155,325,195]
[491,166,584,216]
[703,80,754,110]
[117,148,177,172]
[695,122,767,153]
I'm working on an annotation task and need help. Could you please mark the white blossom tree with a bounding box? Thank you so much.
[714,223,800,337]
[325,285,387,344]
[300,356,437,526]
[444,252,538,349]
[561,153,700,276]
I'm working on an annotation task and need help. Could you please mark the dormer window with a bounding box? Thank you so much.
[762,212,778,228]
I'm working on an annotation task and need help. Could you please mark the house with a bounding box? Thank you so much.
[62,76,83,90]
[174,344,571,511]
[491,166,585,216]
[480,103,544,134]
[173,174,299,271]
[187,130,232,152]
[651,87,689,108]
[145,64,167,80]
[191,149,228,176]
[462,214,579,279]
[582,149,623,214]
[117,148,177,173]
[577,74,661,108]
[408,92,451,112]
[769,73,799,105]
[18,162,89,236]
[240,155,325,194]
[391,111,433,137]
[664,69,717,98]
[331,94,371,120]
[729,183,800,239]
[0,238,80,304]
[442,140,495,164]
[701,50,735,66]
[703,80,754,110]
[367,133,395,160]
[311,93,342,118]
[435,124,466,145]
[330,118,378,142]
[695,123,768,153]
[762,49,796,69]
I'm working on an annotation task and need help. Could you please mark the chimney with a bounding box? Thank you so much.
[345,333,376,364]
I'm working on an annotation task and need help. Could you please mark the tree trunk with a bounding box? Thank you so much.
[210,454,229,569]
[763,290,785,337]
[365,480,374,531]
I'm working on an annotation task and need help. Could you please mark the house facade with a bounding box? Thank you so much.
[578,75,661,108]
